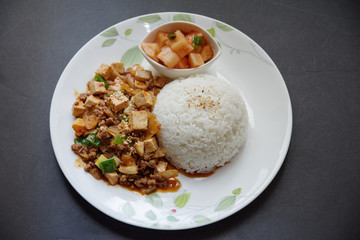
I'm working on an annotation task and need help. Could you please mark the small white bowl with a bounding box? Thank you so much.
[139,21,221,79]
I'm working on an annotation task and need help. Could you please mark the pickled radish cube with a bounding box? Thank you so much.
[185,31,206,46]
[157,46,181,68]
[165,30,194,59]
[174,57,189,69]
[175,41,194,59]
[155,31,168,48]
[141,43,160,62]
[200,45,214,62]
[188,53,204,68]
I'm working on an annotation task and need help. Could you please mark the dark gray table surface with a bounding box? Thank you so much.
[1,0,359,239]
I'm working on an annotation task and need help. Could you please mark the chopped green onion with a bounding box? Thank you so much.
[98,158,117,174]
[74,137,90,146]
[122,115,129,122]
[113,134,127,145]
[94,74,108,89]
[192,36,203,50]
[167,33,176,40]
[74,134,101,147]
[85,133,101,147]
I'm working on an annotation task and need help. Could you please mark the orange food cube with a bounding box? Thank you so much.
[174,57,189,69]
[83,109,100,130]
[111,62,124,74]
[185,31,206,46]
[200,45,214,62]
[188,53,205,68]
[155,31,168,48]
[121,154,135,166]
[141,43,160,62]
[165,30,194,59]
[157,46,181,68]
[72,118,87,136]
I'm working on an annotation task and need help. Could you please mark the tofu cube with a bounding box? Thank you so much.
[118,120,131,134]
[89,80,107,95]
[111,62,124,74]
[153,148,166,158]
[124,74,136,88]
[72,118,87,136]
[83,109,100,130]
[84,95,100,108]
[123,103,135,116]
[89,168,102,179]
[166,30,194,59]
[127,64,143,77]
[108,92,129,113]
[155,31,168,48]
[72,100,85,116]
[96,63,117,80]
[121,155,135,166]
[130,111,148,131]
[157,46,181,68]
[160,169,178,178]
[154,77,166,88]
[135,141,144,157]
[108,83,121,92]
[188,53,205,68]
[141,43,160,62]
[104,172,119,185]
[118,165,138,174]
[156,161,167,172]
[134,80,148,90]
[135,69,152,82]
[144,137,158,154]
[132,91,153,108]
[200,45,213,62]
[174,57,189,69]
[113,156,121,167]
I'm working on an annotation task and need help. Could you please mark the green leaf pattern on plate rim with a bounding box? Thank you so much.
[173,14,192,22]
[100,27,119,37]
[215,21,234,31]
[145,193,163,208]
[145,210,157,221]
[118,188,242,228]
[122,202,136,217]
[120,45,144,68]
[232,188,242,195]
[102,38,116,47]
[167,215,180,222]
[193,215,211,225]
[138,14,161,23]
[174,192,191,208]
[215,196,236,212]
[207,27,216,37]
[125,28,132,36]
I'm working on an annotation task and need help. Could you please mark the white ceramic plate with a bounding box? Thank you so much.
[50,12,292,230]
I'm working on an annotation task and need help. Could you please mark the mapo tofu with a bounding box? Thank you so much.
[71,63,180,194]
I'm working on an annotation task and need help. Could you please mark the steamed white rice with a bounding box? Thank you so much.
[153,74,248,173]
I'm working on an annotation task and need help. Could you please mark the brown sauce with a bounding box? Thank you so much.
[167,162,216,178]
[167,161,231,178]
[100,175,181,195]
[157,178,181,193]
[74,158,85,168]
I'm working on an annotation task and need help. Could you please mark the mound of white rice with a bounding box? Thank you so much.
[153,74,248,173]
